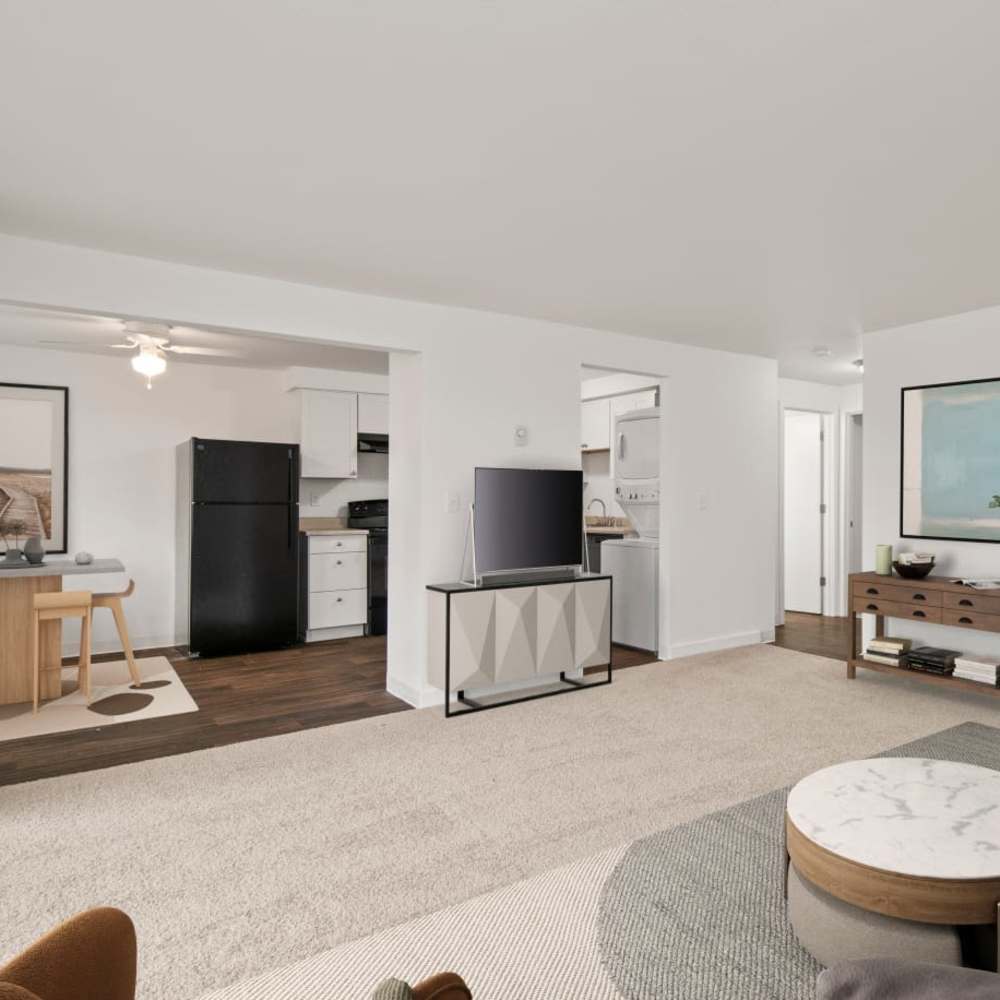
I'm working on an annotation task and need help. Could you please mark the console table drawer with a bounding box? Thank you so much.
[852,597,942,623]
[943,591,1000,616]
[851,581,942,606]
[942,608,1000,632]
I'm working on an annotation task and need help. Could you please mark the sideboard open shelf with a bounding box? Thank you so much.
[848,571,1000,699]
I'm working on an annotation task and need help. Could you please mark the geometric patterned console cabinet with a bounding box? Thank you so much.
[426,574,612,717]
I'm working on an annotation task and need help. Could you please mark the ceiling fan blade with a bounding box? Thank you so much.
[39,340,93,346]
[164,345,242,357]
[108,343,136,349]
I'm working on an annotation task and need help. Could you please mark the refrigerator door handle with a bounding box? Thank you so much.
[287,448,294,504]
[288,505,294,550]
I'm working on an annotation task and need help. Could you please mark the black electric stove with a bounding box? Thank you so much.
[348,499,387,635]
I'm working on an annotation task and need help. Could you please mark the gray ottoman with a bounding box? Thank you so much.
[787,862,962,969]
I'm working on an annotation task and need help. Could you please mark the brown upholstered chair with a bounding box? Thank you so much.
[0,908,136,1000]
[374,973,472,1000]
[2,909,471,1000]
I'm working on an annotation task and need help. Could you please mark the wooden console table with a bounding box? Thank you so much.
[848,571,1000,698]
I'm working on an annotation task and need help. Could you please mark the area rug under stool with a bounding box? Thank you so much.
[197,722,1000,1000]
[0,656,197,741]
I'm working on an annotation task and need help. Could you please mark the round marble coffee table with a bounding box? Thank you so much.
[785,758,1000,969]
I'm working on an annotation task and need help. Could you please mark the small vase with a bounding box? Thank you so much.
[2,548,25,565]
[23,535,45,565]
[875,544,893,576]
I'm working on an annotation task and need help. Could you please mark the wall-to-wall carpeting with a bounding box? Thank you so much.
[3,645,1000,1000]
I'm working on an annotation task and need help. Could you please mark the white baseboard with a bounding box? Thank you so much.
[306,624,365,642]
[667,629,765,659]
[386,674,438,709]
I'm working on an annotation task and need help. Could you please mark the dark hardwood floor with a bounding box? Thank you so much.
[0,639,654,788]
[774,611,858,661]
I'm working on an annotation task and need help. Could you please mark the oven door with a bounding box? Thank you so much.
[366,529,388,635]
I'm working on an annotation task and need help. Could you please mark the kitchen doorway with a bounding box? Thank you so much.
[580,364,664,657]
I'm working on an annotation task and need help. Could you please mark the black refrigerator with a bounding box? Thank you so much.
[177,438,302,657]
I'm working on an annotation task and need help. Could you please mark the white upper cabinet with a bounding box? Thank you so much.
[298,389,358,479]
[358,393,389,435]
[580,397,611,451]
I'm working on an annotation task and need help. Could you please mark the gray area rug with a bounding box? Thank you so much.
[598,721,1000,1000]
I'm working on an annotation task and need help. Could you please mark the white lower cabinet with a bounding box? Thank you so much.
[306,534,368,640]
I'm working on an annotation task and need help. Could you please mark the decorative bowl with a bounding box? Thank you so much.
[893,559,935,580]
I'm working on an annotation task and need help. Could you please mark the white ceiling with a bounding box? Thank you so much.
[2,2,998,384]
[0,303,389,373]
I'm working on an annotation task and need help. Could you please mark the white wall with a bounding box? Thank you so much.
[301,452,388,519]
[0,343,297,653]
[864,305,1000,658]
[0,234,780,705]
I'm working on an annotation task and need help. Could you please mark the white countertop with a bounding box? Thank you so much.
[787,757,1000,879]
[0,557,125,578]
[303,528,369,536]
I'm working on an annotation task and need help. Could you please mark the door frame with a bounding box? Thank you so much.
[840,407,864,587]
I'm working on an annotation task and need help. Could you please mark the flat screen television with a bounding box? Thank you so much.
[474,467,583,575]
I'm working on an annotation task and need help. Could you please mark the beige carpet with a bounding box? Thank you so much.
[3,644,1000,1000]
[0,656,196,741]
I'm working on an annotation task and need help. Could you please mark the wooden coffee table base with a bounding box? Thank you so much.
[787,813,1000,970]
[787,814,1000,926]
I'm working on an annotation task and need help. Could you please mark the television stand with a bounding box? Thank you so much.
[426,573,613,716]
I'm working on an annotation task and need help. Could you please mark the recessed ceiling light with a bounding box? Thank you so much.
[812,346,832,358]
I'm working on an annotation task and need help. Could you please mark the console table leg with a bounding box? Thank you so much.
[875,614,885,639]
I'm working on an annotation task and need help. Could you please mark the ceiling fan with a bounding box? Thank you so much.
[45,321,243,388]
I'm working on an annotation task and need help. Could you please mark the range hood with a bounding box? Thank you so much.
[358,432,388,454]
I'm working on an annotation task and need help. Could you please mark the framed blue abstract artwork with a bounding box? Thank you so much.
[901,376,1000,542]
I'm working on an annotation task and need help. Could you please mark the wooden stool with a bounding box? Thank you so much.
[93,579,141,687]
[33,590,92,713]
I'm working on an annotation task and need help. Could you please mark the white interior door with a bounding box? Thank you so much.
[783,410,823,613]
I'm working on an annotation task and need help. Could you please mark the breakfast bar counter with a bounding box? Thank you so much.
[0,558,125,706]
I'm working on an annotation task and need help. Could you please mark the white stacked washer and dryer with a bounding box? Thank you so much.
[602,405,660,652]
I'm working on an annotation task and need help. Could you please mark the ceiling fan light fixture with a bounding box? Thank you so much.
[131,345,167,388]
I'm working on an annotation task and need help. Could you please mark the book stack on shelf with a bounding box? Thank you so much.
[954,654,1000,687]
[906,647,961,676]
[865,637,911,666]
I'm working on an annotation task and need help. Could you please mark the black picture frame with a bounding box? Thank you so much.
[899,374,1000,544]
[0,382,69,554]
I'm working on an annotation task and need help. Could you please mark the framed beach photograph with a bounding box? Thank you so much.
[901,376,1000,543]
[0,382,68,554]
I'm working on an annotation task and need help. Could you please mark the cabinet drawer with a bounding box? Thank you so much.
[308,589,367,629]
[309,534,367,555]
[852,581,941,606]
[943,591,1000,616]
[309,551,366,592]
[942,608,1000,632]
[852,597,942,623]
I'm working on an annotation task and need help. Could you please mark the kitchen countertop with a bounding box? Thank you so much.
[302,528,369,536]
[0,557,125,578]
[585,526,634,536]
[299,517,367,536]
